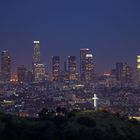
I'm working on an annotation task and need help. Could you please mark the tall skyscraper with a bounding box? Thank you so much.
[80,48,90,82]
[123,64,133,84]
[115,62,133,85]
[80,48,94,83]
[17,65,27,82]
[1,50,11,81]
[85,53,94,82]
[137,55,140,83]
[52,56,60,81]
[116,62,124,81]
[33,41,41,65]
[68,56,77,81]
[32,41,41,81]
[34,64,46,82]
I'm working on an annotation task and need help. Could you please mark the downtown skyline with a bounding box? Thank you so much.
[0,0,140,73]
[0,40,138,75]
[0,1,140,139]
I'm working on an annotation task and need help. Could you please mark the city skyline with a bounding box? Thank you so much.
[0,1,140,139]
[0,0,140,73]
[0,42,138,76]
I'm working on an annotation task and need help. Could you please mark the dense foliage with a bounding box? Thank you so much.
[0,110,139,140]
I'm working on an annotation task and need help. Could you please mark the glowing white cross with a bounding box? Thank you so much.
[92,94,98,110]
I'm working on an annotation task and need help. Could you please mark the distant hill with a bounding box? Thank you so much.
[0,110,139,140]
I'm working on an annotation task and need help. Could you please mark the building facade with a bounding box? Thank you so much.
[52,56,60,82]
[34,64,46,82]
[17,65,27,82]
[137,55,140,84]
[33,41,41,64]
[68,56,77,81]
[115,62,133,85]
[85,53,94,82]
[80,48,94,83]
[1,50,11,81]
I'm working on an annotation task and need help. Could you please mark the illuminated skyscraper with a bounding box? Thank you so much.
[17,65,27,82]
[85,53,94,82]
[52,56,60,81]
[137,55,140,83]
[33,41,41,64]
[34,64,46,82]
[32,41,41,81]
[68,56,77,81]
[80,48,94,82]
[1,50,11,81]
[80,48,90,82]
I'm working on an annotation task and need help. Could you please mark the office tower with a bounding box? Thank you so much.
[52,56,60,81]
[85,53,94,82]
[68,56,77,81]
[1,50,11,81]
[80,48,94,83]
[17,65,27,82]
[33,41,41,64]
[80,48,90,82]
[115,62,133,84]
[59,61,69,82]
[34,64,46,82]
[123,64,133,84]
[116,62,124,81]
[32,40,41,81]
[136,55,140,83]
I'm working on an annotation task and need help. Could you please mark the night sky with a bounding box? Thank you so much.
[0,0,140,74]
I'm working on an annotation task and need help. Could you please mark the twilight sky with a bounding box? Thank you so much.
[0,0,140,74]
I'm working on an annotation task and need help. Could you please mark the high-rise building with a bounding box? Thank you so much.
[137,55,140,83]
[32,41,41,81]
[33,41,41,65]
[123,64,133,84]
[80,48,94,83]
[34,64,46,82]
[85,53,94,82]
[52,56,60,81]
[80,48,90,82]
[68,56,77,81]
[17,65,27,82]
[1,50,11,81]
[115,62,133,84]
[116,62,124,81]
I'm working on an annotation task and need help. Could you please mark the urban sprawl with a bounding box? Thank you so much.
[0,41,140,118]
